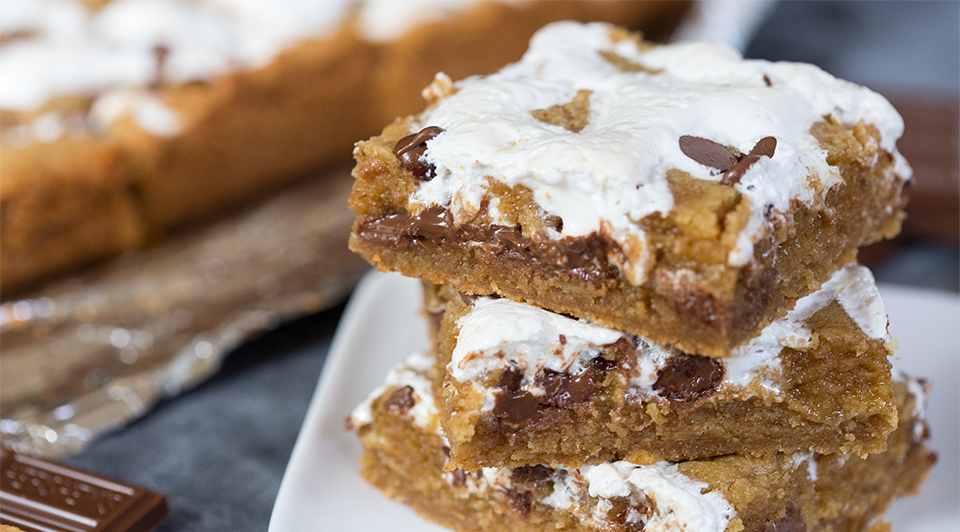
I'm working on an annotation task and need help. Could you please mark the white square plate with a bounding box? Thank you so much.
[269,271,959,532]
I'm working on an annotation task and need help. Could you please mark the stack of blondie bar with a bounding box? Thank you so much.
[345,22,934,532]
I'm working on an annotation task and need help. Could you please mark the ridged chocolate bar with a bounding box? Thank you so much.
[0,447,167,532]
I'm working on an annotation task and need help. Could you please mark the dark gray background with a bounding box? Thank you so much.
[65,2,960,530]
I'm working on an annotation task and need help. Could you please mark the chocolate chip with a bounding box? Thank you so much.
[766,505,806,532]
[720,154,761,186]
[511,465,555,485]
[653,354,724,401]
[749,136,777,158]
[459,292,478,306]
[394,126,444,181]
[539,369,594,406]
[493,389,540,429]
[720,136,777,185]
[506,488,534,515]
[384,385,416,413]
[763,74,772,87]
[679,135,737,171]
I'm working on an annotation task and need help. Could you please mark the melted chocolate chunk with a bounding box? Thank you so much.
[506,488,534,515]
[539,369,594,406]
[394,126,444,181]
[603,336,636,368]
[357,207,621,286]
[721,154,761,186]
[498,367,525,393]
[749,136,777,158]
[653,354,724,401]
[679,135,737,171]
[384,385,416,413]
[494,365,598,429]
[763,74,773,87]
[449,468,467,487]
[592,355,619,373]
[766,505,806,532]
[493,389,540,429]
[511,465,555,485]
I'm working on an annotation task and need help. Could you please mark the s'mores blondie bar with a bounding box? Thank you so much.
[430,264,899,470]
[349,22,911,357]
[349,351,934,532]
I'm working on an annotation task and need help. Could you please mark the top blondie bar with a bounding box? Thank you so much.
[349,22,911,357]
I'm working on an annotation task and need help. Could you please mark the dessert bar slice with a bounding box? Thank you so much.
[0,136,143,289]
[348,351,933,532]
[432,264,898,470]
[349,21,911,357]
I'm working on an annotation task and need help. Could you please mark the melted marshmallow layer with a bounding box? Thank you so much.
[412,21,909,279]
[450,263,890,403]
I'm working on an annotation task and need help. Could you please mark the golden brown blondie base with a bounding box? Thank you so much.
[350,117,908,358]
[352,354,933,532]
[429,277,897,471]
[0,137,144,291]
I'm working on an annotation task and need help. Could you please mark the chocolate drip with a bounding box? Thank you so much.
[357,207,621,286]
[394,126,444,181]
[653,354,724,401]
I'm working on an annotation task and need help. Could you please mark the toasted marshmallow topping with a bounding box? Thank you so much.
[412,21,908,282]
[451,264,890,400]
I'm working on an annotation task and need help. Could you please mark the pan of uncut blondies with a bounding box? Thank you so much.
[0,0,693,458]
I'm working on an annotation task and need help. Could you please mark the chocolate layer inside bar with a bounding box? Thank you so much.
[358,207,621,286]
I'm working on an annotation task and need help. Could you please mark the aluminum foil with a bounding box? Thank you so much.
[0,168,370,458]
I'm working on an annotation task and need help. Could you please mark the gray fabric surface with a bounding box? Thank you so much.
[62,2,959,531]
